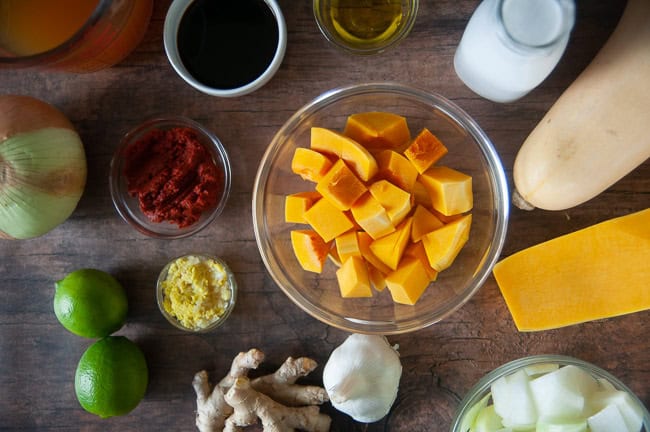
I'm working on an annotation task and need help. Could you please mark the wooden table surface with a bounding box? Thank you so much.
[1,1,648,431]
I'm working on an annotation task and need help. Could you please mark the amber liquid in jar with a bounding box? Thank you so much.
[0,0,98,55]
[329,0,403,43]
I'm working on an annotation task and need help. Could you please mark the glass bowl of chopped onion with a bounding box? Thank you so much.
[156,254,237,332]
[450,354,650,432]
[252,82,509,335]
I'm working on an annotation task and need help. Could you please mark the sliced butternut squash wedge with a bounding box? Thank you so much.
[290,230,331,273]
[291,147,333,182]
[493,209,650,331]
[310,127,378,181]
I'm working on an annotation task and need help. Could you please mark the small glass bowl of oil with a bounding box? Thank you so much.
[313,0,418,55]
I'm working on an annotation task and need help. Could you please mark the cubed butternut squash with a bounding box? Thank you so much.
[375,149,419,191]
[369,217,413,271]
[357,231,393,275]
[336,255,373,298]
[422,214,472,271]
[343,111,411,149]
[404,242,439,281]
[385,256,431,305]
[291,147,334,182]
[290,230,332,273]
[368,180,413,226]
[419,165,473,216]
[350,192,395,240]
[310,127,378,181]
[335,231,362,263]
[285,191,322,223]
[404,128,449,174]
[316,159,367,210]
[368,266,387,292]
[411,205,444,242]
[303,198,354,242]
[493,209,650,331]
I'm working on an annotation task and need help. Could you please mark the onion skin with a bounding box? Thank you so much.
[0,95,86,239]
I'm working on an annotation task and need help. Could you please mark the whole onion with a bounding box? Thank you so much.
[0,95,86,239]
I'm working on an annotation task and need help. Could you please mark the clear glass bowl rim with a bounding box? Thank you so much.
[156,253,237,332]
[449,354,650,432]
[109,116,232,239]
[252,82,510,334]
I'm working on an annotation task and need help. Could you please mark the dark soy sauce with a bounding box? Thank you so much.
[177,0,279,90]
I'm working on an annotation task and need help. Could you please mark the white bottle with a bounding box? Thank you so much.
[454,0,575,103]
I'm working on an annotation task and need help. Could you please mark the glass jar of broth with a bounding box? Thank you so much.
[313,0,419,55]
[0,0,153,73]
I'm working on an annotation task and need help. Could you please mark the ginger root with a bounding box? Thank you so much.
[193,349,330,432]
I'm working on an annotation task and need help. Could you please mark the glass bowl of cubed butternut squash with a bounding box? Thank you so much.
[253,82,509,334]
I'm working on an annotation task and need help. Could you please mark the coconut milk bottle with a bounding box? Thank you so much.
[454,0,575,103]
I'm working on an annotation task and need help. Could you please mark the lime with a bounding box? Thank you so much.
[54,268,127,338]
[75,336,148,418]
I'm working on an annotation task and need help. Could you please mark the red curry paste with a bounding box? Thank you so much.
[123,127,222,228]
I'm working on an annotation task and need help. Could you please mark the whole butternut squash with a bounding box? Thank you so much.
[513,0,650,211]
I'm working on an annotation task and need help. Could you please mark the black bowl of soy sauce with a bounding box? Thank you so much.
[164,0,287,97]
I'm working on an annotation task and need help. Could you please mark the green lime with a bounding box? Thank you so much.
[54,268,128,338]
[75,336,148,418]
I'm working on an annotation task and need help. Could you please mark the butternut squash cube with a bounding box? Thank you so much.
[404,242,439,281]
[422,214,472,271]
[304,198,354,242]
[310,127,378,181]
[336,256,373,298]
[291,148,333,182]
[357,231,393,275]
[385,256,431,305]
[368,180,413,226]
[290,230,332,273]
[328,243,342,267]
[343,111,411,149]
[350,192,395,240]
[411,205,444,242]
[411,180,432,209]
[375,149,418,192]
[368,266,387,292]
[404,128,449,174]
[369,217,413,271]
[335,231,362,263]
[316,159,367,210]
[285,191,322,223]
[419,165,473,216]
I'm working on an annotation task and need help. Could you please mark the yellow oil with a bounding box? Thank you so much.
[330,0,403,44]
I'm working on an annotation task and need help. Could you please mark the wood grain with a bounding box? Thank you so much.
[1,1,647,431]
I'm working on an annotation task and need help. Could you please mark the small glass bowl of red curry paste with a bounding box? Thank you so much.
[109,117,231,238]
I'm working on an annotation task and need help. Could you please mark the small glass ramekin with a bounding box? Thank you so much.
[313,0,419,55]
[109,116,231,239]
[156,254,237,333]
[450,354,650,432]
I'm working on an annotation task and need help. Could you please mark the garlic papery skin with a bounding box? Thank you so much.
[323,333,402,423]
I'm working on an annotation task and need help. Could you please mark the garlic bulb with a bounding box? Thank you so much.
[323,333,402,423]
